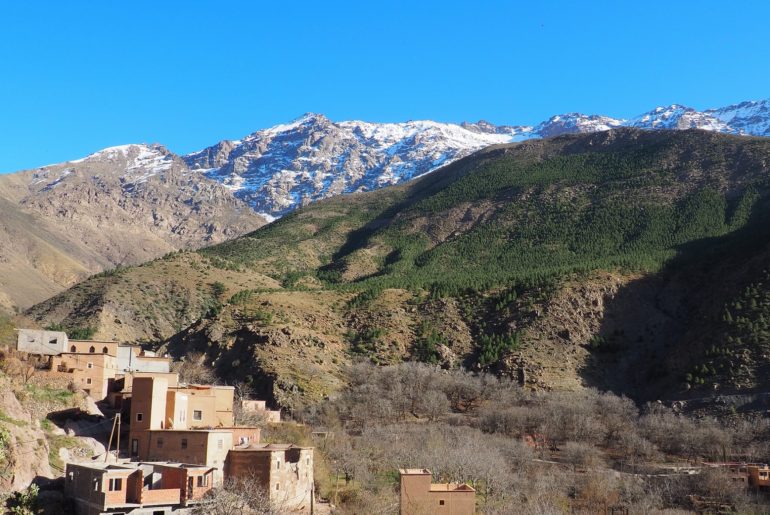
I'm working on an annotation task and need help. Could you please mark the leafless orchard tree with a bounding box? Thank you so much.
[191,476,289,515]
[171,352,216,384]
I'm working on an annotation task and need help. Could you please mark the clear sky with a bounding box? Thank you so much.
[1,0,768,172]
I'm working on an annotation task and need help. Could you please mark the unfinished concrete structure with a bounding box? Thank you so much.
[399,469,475,515]
[15,328,68,355]
[224,443,314,512]
[65,461,214,515]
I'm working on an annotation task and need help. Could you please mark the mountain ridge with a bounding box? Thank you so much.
[26,128,770,409]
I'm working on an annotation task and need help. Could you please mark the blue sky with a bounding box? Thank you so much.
[0,0,768,172]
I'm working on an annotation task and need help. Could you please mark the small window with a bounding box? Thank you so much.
[439,499,445,506]
[131,439,138,456]
[93,478,100,491]
[157,438,164,448]
[102,347,109,354]
[87,363,93,369]
[86,378,92,385]
[70,345,76,352]
[276,460,281,469]
[197,475,208,487]
[108,478,123,491]
[49,338,58,345]
[193,410,202,421]
[136,413,143,422]
[89,346,95,353]
[68,472,74,482]
[218,439,223,450]
[181,438,188,449]
[276,483,280,490]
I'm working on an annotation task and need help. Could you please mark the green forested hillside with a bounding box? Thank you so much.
[25,129,770,408]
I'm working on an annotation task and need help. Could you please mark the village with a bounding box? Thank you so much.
[5,328,479,515]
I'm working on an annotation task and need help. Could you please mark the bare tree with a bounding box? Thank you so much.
[172,352,216,384]
[192,476,288,515]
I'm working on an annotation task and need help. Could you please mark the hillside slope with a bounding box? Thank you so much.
[26,129,770,408]
[0,144,266,310]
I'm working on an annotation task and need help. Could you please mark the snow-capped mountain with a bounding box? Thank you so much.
[183,114,517,217]
[184,98,770,217]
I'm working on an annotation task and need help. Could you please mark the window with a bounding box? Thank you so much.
[67,472,74,482]
[439,500,445,506]
[136,413,143,422]
[86,378,92,385]
[89,346,95,353]
[197,475,208,487]
[48,338,58,345]
[218,439,223,450]
[131,439,138,456]
[193,410,202,421]
[276,459,281,470]
[70,345,76,352]
[276,483,280,491]
[93,478,100,491]
[108,478,123,491]
[102,347,109,354]
[87,363,93,369]
[157,438,163,448]
[181,438,188,449]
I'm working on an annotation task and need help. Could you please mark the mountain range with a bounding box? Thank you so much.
[25,128,770,409]
[1,98,769,311]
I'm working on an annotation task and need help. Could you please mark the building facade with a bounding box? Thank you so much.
[65,461,214,515]
[224,443,314,512]
[15,329,68,355]
[399,469,475,515]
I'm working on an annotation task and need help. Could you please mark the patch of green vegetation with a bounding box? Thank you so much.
[0,425,11,464]
[0,411,27,427]
[47,434,84,472]
[478,332,521,366]
[23,384,74,405]
[346,328,386,355]
[44,323,97,340]
[413,322,444,363]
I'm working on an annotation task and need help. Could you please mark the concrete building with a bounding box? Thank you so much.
[241,399,281,423]
[15,328,68,355]
[116,345,171,374]
[65,461,214,515]
[108,372,181,410]
[224,443,314,512]
[399,469,475,515]
[127,377,261,481]
[127,377,235,431]
[68,340,120,355]
[51,353,119,400]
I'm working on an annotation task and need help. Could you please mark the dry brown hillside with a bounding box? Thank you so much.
[0,144,265,311]
[25,129,770,410]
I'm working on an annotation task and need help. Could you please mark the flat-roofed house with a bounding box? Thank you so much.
[50,353,119,400]
[127,377,261,483]
[64,461,214,515]
[399,468,475,515]
[15,329,68,355]
[116,345,171,373]
[224,443,314,512]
